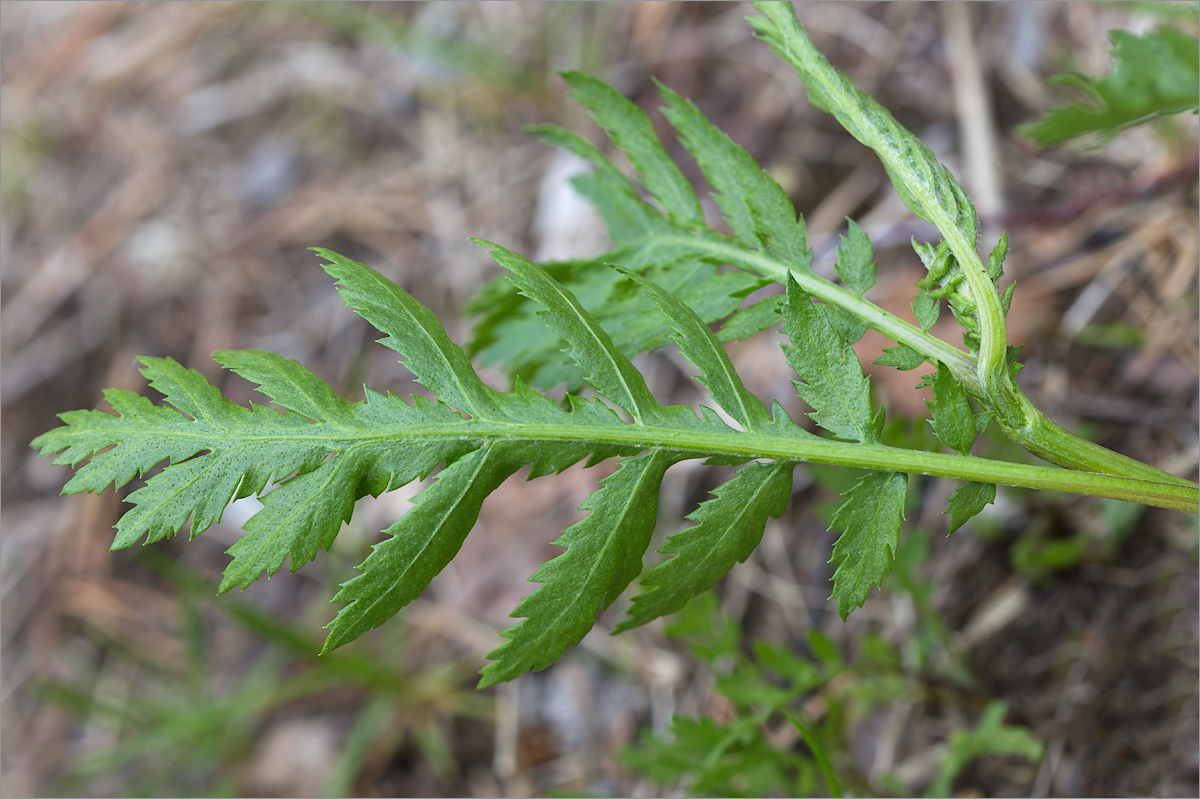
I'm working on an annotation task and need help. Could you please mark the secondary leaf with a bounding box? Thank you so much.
[945,481,997,534]
[477,241,660,423]
[781,275,876,444]
[828,470,908,619]
[912,287,940,332]
[875,345,926,371]
[656,79,813,269]
[616,460,793,632]
[323,446,519,651]
[718,293,783,343]
[468,252,760,392]
[833,219,875,296]
[927,362,978,456]
[560,70,705,229]
[480,449,675,687]
[616,266,772,432]
[316,248,505,420]
[524,124,677,248]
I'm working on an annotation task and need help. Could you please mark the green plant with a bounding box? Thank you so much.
[619,590,1040,797]
[620,595,858,797]
[32,2,1198,687]
[1021,22,1199,145]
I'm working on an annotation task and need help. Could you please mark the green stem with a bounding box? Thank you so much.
[691,238,980,389]
[738,2,1193,490]
[81,420,1200,512]
[686,237,1192,489]
[1016,398,1197,487]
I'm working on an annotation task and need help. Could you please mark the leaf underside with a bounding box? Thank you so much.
[32,5,1085,686]
[35,244,850,685]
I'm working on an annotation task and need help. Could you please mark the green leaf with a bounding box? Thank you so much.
[476,241,659,423]
[315,247,503,420]
[615,266,772,432]
[927,362,978,455]
[560,70,705,229]
[33,29,1200,692]
[828,470,907,619]
[526,124,675,247]
[616,460,793,632]
[469,255,764,393]
[833,219,875,296]
[215,348,356,425]
[787,714,843,798]
[1022,26,1200,145]
[912,287,940,332]
[987,232,1008,283]
[945,481,996,534]
[657,79,813,269]
[874,345,926,371]
[480,450,675,687]
[925,701,1043,798]
[323,446,518,651]
[825,305,870,348]
[717,293,783,342]
[31,237,1200,689]
[219,449,371,591]
[781,275,876,443]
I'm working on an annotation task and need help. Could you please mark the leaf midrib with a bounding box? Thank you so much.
[69,416,1199,510]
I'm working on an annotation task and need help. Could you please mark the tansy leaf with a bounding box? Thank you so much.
[945,481,997,534]
[828,471,908,619]
[616,460,793,632]
[927,362,979,456]
[781,275,876,444]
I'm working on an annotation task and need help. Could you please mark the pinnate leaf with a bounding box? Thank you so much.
[480,450,676,687]
[616,460,793,632]
[560,70,704,229]
[781,275,875,444]
[828,470,908,619]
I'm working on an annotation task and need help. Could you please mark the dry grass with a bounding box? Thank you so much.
[2,2,1196,797]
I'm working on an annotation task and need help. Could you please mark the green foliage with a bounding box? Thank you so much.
[1022,25,1200,145]
[946,481,998,535]
[620,595,851,798]
[620,588,1039,797]
[32,1,1198,687]
[827,471,908,619]
[924,701,1044,798]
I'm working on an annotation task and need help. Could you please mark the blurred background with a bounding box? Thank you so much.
[2,2,1196,796]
